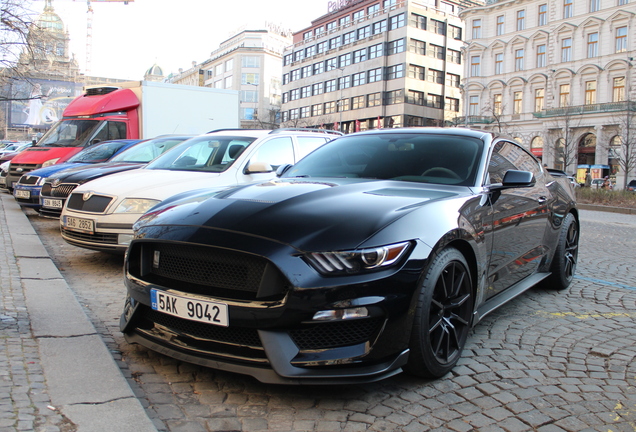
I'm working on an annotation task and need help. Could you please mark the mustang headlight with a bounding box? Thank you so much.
[306,241,411,275]
[41,158,60,168]
[114,198,161,214]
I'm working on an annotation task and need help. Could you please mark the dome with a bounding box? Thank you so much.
[146,64,164,76]
[37,0,64,33]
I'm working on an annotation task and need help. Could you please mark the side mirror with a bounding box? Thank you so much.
[244,161,273,174]
[276,163,293,177]
[499,170,535,188]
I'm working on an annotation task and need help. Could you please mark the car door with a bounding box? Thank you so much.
[485,140,551,299]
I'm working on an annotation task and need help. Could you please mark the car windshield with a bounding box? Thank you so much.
[284,132,484,186]
[109,137,188,163]
[145,135,257,172]
[66,141,130,163]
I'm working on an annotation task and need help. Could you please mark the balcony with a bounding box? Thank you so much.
[532,101,636,118]
[456,116,495,124]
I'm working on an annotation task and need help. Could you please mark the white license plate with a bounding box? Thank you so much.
[42,198,63,208]
[150,289,229,327]
[63,216,94,234]
[14,189,30,199]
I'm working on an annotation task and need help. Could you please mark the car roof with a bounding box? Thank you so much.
[202,128,342,139]
[343,127,492,140]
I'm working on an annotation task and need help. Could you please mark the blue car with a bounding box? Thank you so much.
[13,139,142,209]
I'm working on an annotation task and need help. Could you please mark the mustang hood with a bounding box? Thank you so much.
[139,179,465,251]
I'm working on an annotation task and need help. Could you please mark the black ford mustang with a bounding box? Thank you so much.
[120,128,578,384]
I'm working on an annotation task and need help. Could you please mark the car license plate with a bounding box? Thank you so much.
[14,189,30,199]
[63,216,94,234]
[150,289,229,327]
[42,198,63,209]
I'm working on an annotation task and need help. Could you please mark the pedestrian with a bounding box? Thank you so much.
[602,176,611,190]
[585,172,592,188]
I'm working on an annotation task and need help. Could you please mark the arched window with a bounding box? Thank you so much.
[531,136,544,159]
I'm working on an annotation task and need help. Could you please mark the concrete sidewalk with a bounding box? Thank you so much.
[0,192,156,432]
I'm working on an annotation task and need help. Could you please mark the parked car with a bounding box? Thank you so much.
[38,135,193,218]
[590,178,605,189]
[0,142,31,157]
[0,161,9,190]
[120,127,579,385]
[627,180,636,192]
[13,139,142,209]
[60,129,340,253]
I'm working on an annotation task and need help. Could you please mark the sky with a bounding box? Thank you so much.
[34,0,332,80]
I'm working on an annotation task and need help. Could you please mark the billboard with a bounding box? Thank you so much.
[8,79,84,130]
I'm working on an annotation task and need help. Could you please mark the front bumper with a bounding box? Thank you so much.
[60,209,137,253]
[13,185,42,208]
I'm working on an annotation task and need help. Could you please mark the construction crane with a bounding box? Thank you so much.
[76,0,133,74]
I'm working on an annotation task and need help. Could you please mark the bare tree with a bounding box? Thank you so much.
[549,107,582,172]
[1,0,38,100]
[608,102,636,189]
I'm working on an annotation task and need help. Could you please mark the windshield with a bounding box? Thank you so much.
[37,119,127,147]
[109,137,189,163]
[284,133,484,186]
[66,141,131,163]
[146,135,257,172]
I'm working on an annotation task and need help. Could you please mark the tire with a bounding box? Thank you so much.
[545,212,579,291]
[405,247,474,378]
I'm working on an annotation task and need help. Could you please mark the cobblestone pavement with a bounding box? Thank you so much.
[25,209,636,432]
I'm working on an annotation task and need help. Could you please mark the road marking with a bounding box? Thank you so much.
[574,275,636,291]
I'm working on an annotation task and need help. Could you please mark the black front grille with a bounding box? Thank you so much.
[131,242,289,301]
[42,183,78,198]
[9,164,39,177]
[289,318,384,350]
[62,228,118,244]
[18,175,39,185]
[67,192,112,212]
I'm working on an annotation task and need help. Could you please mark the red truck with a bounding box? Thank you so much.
[5,80,237,190]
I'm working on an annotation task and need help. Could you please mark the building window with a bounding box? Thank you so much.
[448,49,461,64]
[585,81,596,104]
[587,32,598,58]
[352,72,366,86]
[300,106,311,118]
[561,38,572,62]
[590,0,600,11]
[559,84,570,107]
[324,101,337,114]
[446,97,460,112]
[427,93,442,108]
[242,73,259,84]
[353,48,367,63]
[283,54,292,66]
[338,98,350,112]
[326,57,338,71]
[353,10,364,21]
[368,4,380,15]
[358,25,371,39]
[224,76,233,89]
[326,21,337,32]
[407,90,425,105]
[367,92,382,107]
[428,44,444,59]
[290,108,299,119]
[427,68,443,84]
[368,68,383,83]
[339,16,351,27]
[537,44,546,67]
[225,59,234,71]
[389,13,405,29]
[290,89,300,100]
[446,73,460,87]
[616,26,628,53]
[338,76,352,89]
[312,104,323,117]
[312,82,324,95]
[281,111,289,122]
[497,15,505,35]
[240,90,258,102]
[516,10,525,31]
[313,62,324,75]
[449,25,461,40]
[535,88,544,111]
[411,13,426,29]
[293,50,304,62]
[472,19,482,38]
[373,20,387,34]
[408,64,425,80]
[471,55,481,76]
[564,0,572,19]
[343,31,356,45]
[515,49,524,71]
[369,43,384,59]
[495,53,503,74]
[301,86,311,98]
[315,27,325,37]
[291,69,301,81]
[325,79,337,92]
[339,53,352,67]
[317,41,328,54]
[513,91,522,114]
[613,77,625,101]
[538,4,547,25]
[410,39,426,55]
[329,36,342,50]
[387,39,405,55]
[386,64,404,79]
[282,92,289,103]
[305,45,316,57]
[242,56,260,68]
[494,94,502,115]
[385,89,404,105]
[352,95,365,109]
[469,95,479,115]
[301,66,312,78]
[619,0,628,4]
[432,19,446,35]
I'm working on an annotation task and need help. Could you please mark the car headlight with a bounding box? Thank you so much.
[305,241,411,275]
[114,198,161,214]
[41,158,60,168]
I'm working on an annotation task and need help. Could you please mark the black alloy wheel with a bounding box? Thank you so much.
[545,212,579,290]
[406,247,473,378]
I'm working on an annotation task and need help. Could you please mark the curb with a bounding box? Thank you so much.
[578,203,636,215]
[2,193,157,432]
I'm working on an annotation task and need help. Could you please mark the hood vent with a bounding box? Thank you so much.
[85,86,120,96]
